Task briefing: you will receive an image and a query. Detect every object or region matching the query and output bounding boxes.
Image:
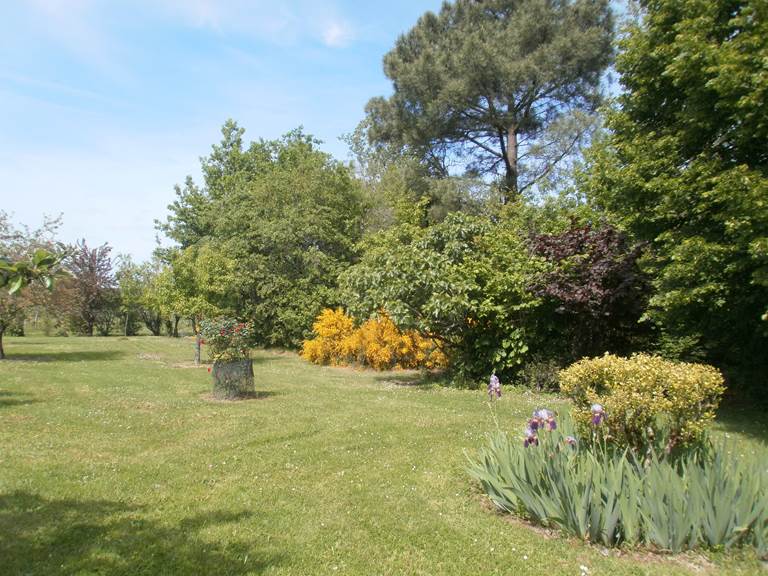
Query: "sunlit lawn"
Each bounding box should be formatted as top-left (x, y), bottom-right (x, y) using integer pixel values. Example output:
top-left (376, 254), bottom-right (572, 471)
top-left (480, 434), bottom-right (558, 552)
top-left (1, 336), bottom-right (765, 575)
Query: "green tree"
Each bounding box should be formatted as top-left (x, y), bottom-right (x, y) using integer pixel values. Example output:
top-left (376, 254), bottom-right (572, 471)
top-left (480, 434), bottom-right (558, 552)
top-left (580, 0), bottom-right (768, 372)
top-left (136, 259), bottom-right (167, 336)
top-left (162, 122), bottom-right (365, 348)
top-left (0, 213), bottom-right (63, 359)
top-left (345, 121), bottom-right (494, 233)
top-left (158, 245), bottom-right (237, 363)
top-left (365, 0), bottom-right (614, 199)
top-left (115, 256), bottom-right (144, 336)
top-left (341, 210), bottom-right (542, 382)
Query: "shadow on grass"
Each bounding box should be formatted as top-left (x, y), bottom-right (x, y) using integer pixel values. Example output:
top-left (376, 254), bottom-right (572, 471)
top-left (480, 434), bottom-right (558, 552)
top-left (372, 370), bottom-right (448, 389)
top-left (0, 491), bottom-right (281, 575)
top-left (2, 350), bottom-right (127, 363)
top-left (0, 390), bottom-right (40, 409)
top-left (202, 390), bottom-right (283, 403)
top-left (715, 400), bottom-right (768, 445)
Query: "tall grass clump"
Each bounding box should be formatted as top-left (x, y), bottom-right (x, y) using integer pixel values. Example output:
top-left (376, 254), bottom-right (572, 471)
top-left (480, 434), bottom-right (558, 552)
top-left (469, 412), bottom-right (768, 557)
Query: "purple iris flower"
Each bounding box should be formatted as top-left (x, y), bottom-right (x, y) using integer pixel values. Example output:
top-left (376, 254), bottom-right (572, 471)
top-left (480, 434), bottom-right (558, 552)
top-left (523, 426), bottom-right (538, 448)
top-left (547, 417), bottom-right (557, 431)
top-left (532, 408), bottom-right (557, 431)
top-left (590, 403), bottom-right (605, 426)
top-left (488, 374), bottom-right (501, 399)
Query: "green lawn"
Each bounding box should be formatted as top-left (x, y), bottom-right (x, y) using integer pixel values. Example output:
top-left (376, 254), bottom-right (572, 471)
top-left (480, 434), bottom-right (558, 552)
top-left (0, 337), bottom-right (765, 575)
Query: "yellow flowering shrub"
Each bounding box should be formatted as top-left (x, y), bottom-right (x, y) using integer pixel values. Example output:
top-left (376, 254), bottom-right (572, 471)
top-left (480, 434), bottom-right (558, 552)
top-left (560, 353), bottom-right (725, 449)
top-left (300, 308), bottom-right (355, 365)
top-left (302, 309), bottom-right (446, 370)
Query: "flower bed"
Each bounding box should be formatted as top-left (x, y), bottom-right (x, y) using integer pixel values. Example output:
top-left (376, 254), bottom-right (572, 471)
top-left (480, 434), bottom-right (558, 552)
top-left (469, 409), bottom-right (768, 557)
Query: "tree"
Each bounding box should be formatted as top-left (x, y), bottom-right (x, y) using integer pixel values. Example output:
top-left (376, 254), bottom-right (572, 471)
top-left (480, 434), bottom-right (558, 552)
top-left (95, 287), bottom-right (121, 336)
top-left (529, 223), bottom-right (651, 362)
top-left (580, 0), bottom-right (768, 372)
top-left (66, 241), bottom-right (117, 336)
top-left (365, 0), bottom-right (614, 199)
top-left (115, 256), bottom-right (144, 336)
top-left (135, 260), bottom-right (165, 336)
top-left (0, 212), bottom-right (63, 359)
top-left (341, 210), bottom-right (542, 381)
top-left (159, 244), bottom-right (238, 363)
top-left (345, 124), bottom-right (494, 232)
top-left (162, 123), bottom-right (366, 348)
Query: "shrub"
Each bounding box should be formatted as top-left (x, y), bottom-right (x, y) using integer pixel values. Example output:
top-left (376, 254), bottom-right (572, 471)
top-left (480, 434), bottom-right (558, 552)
top-left (199, 318), bottom-right (254, 362)
top-left (517, 358), bottom-right (560, 391)
top-left (302, 308), bottom-right (446, 370)
top-left (560, 354), bottom-right (725, 451)
top-left (301, 308), bottom-right (355, 365)
top-left (341, 212), bottom-right (541, 382)
top-left (469, 412), bottom-right (768, 555)
top-left (529, 224), bottom-right (651, 363)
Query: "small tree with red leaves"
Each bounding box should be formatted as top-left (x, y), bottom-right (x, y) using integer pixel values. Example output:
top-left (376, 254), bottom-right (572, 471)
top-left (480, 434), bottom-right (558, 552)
top-left (530, 224), bottom-right (650, 362)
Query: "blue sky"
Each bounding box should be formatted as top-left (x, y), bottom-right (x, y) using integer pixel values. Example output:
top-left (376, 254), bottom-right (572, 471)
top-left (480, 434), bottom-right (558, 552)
top-left (0, 0), bottom-right (442, 261)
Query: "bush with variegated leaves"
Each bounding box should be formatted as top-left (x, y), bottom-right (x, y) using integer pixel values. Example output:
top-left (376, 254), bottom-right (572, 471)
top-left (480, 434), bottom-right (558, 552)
top-left (560, 353), bottom-right (725, 451)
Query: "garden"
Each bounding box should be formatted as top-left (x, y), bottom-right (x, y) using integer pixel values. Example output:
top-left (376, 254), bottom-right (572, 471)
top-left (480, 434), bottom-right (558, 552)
top-left (2, 0), bottom-right (767, 574)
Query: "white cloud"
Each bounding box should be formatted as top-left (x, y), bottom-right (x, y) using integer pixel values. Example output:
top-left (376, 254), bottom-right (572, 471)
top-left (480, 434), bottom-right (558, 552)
top-left (321, 19), bottom-right (355, 48)
top-left (150, 0), bottom-right (355, 48)
top-left (19, 0), bottom-right (123, 78)
top-left (154, 0), bottom-right (299, 43)
top-left (13, 0), bottom-right (357, 74)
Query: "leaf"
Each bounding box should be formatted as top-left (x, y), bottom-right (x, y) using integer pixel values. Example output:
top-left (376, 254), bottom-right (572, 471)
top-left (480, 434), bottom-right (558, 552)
top-left (8, 275), bottom-right (25, 295)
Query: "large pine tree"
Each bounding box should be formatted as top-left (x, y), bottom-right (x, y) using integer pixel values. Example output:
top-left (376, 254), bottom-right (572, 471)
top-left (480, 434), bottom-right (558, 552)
top-left (365, 0), bottom-right (614, 200)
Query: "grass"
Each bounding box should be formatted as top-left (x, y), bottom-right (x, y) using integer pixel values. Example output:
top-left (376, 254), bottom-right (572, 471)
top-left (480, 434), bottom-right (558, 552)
top-left (0, 336), bottom-right (766, 575)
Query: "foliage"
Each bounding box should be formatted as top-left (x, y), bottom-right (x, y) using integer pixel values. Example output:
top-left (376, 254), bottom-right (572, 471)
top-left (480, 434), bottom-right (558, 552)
top-left (345, 125), bottom-right (493, 233)
top-left (301, 308), bottom-right (446, 370)
top-left (529, 223), bottom-right (650, 362)
top-left (0, 249), bottom-right (61, 296)
top-left (94, 287), bottom-right (121, 336)
top-left (579, 0), bottom-right (768, 375)
top-left (115, 256), bottom-right (145, 336)
top-left (0, 212), bottom-right (64, 358)
top-left (199, 318), bottom-right (254, 362)
top-left (517, 358), bottom-right (560, 392)
top-left (159, 244), bottom-right (238, 327)
top-left (65, 240), bottom-right (117, 336)
top-left (470, 415), bottom-right (768, 555)
top-left (341, 210), bottom-right (543, 382)
top-left (161, 122), bottom-right (365, 348)
top-left (300, 308), bottom-right (355, 366)
top-left (365, 0), bottom-right (613, 196)
top-left (559, 354), bottom-right (725, 451)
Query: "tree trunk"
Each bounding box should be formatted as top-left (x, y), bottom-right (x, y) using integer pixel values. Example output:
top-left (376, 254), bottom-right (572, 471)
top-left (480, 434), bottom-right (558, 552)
top-left (124, 312), bottom-right (129, 337)
top-left (212, 359), bottom-right (254, 399)
top-left (195, 332), bottom-right (202, 366)
top-left (173, 315), bottom-right (181, 338)
top-left (0, 328), bottom-right (5, 360)
top-left (504, 124), bottom-right (519, 201)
